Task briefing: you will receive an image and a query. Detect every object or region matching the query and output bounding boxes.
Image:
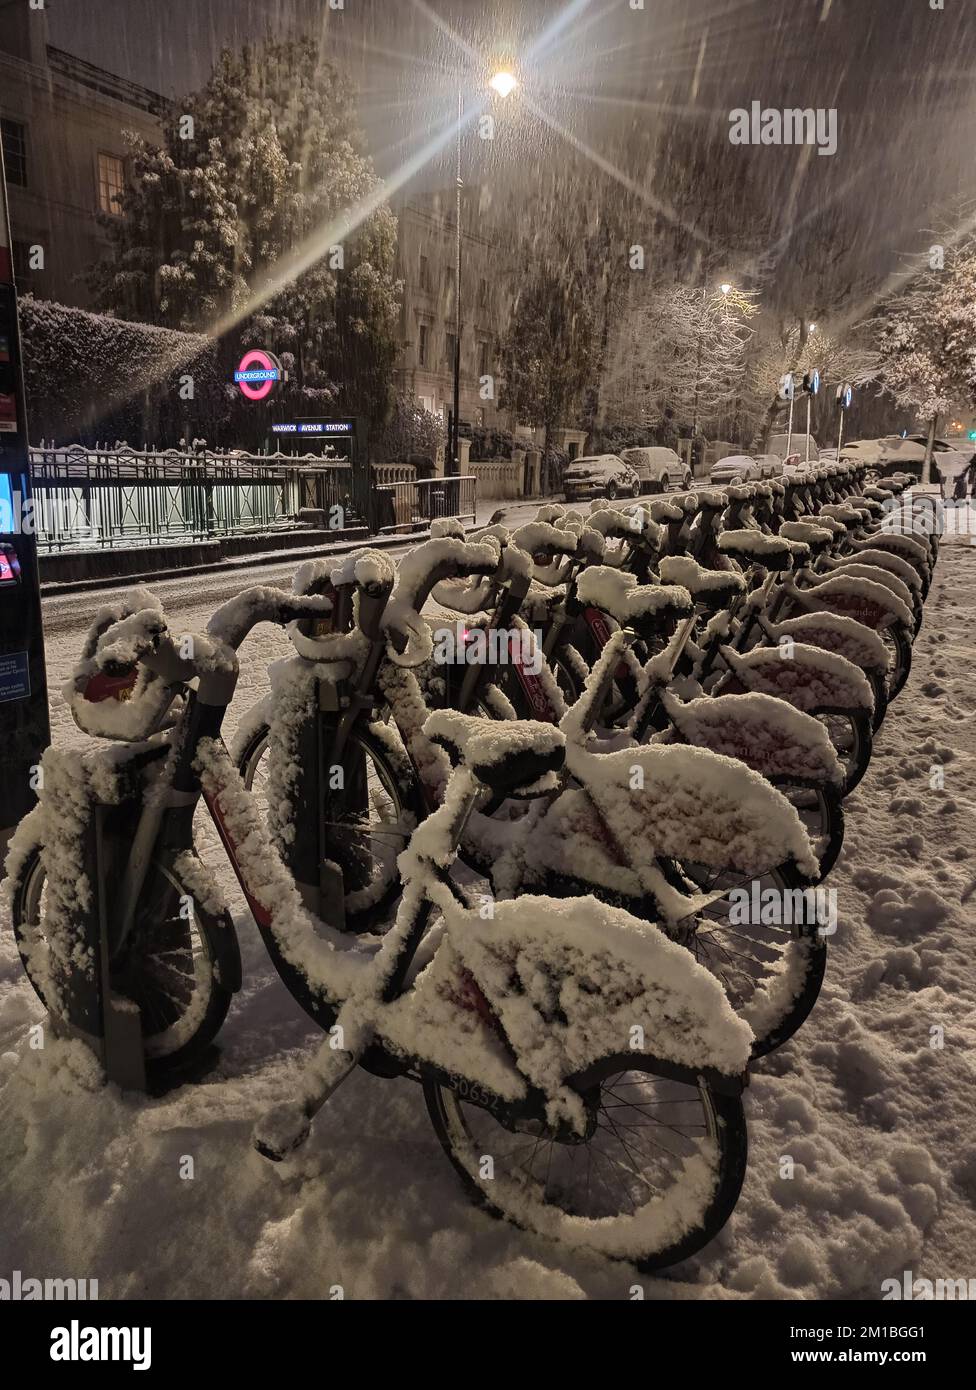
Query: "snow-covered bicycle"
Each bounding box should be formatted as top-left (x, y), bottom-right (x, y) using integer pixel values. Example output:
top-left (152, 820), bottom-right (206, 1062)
top-left (4, 586), bottom-right (759, 1271)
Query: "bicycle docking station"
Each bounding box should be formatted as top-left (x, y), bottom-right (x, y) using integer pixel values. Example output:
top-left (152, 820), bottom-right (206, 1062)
top-left (51, 792), bottom-right (148, 1093)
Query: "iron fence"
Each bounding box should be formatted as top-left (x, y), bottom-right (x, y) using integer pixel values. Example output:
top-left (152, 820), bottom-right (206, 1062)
top-left (29, 445), bottom-right (354, 552)
top-left (374, 475), bottom-right (477, 532)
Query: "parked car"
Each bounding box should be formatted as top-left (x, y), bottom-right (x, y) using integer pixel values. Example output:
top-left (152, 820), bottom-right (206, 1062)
top-left (768, 432), bottom-right (819, 465)
top-left (563, 453), bottom-right (641, 502)
top-left (619, 446), bottom-right (692, 494)
top-left (752, 454), bottom-right (784, 479)
top-left (840, 434), bottom-right (973, 482)
top-left (709, 454), bottom-right (761, 484)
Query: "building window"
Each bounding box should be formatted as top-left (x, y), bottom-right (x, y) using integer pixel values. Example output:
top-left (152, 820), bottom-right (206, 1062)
top-left (418, 323), bottom-right (429, 367)
top-left (419, 254), bottom-right (431, 291)
top-left (97, 152), bottom-right (125, 215)
top-left (479, 278), bottom-right (489, 310)
top-left (1, 118), bottom-right (28, 188)
top-left (445, 332), bottom-right (457, 368)
top-left (478, 340), bottom-right (491, 378)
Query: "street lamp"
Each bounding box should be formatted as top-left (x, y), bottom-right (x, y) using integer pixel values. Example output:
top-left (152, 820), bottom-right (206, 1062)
top-left (489, 70), bottom-right (518, 98)
top-left (449, 71), bottom-right (517, 478)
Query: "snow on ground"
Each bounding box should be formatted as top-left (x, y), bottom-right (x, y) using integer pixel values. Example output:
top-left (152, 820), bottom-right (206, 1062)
top-left (1, 534), bottom-right (974, 1299)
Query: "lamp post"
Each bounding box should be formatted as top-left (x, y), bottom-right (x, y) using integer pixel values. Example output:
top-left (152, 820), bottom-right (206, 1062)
top-left (448, 71), bottom-right (516, 479)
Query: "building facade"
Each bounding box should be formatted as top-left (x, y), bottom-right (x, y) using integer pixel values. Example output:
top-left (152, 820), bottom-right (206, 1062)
top-left (0, 9), bottom-right (165, 308)
top-left (392, 188), bottom-right (512, 435)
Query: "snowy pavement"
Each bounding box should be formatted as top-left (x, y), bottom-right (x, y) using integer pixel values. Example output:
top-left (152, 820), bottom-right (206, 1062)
top-left (1, 536), bottom-right (974, 1298)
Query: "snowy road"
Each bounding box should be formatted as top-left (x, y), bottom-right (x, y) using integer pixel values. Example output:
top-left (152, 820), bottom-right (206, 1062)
top-left (2, 530), bottom-right (973, 1299)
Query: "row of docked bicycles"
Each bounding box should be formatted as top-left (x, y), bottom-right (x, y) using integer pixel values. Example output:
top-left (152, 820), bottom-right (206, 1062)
top-left (4, 460), bottom-right (935, 1272)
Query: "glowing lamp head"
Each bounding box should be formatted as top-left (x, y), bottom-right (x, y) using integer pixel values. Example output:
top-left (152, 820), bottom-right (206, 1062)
top-left (489, 71), bottom-right (518, 99)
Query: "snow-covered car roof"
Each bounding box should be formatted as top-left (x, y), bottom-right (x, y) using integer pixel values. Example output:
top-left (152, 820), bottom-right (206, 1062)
top-left (621, 446), bottom-right (680, 461)
top-left (565, 455), bottom-right (631, 474)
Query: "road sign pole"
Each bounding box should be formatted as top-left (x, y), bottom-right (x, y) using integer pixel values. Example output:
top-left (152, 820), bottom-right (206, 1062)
top-left (0, 145), bottom-right (50, 848)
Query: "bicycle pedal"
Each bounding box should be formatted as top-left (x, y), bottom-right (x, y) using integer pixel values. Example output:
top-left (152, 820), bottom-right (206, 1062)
top-left (252, 1103), bottom-right (312, 1162)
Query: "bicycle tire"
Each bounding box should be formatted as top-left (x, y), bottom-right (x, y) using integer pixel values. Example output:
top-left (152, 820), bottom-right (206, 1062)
top-left (815, 706), bottom-right (873, 796)
top-left (424, 1058), bottom-right (747, 1272)
top-left (881, 622), bottom-right (913, 702)
top-left (10, 845), bottom-right (235, 1082)
top-left (236, 719), bottom-right (425, 935)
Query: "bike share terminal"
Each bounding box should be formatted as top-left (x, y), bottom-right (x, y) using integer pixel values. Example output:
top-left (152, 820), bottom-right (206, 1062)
top-left (0, 156), bottom-right (49, 848)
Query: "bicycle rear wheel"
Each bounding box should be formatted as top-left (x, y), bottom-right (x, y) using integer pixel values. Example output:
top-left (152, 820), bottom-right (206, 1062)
top-left (878, 622), bottom-right (913, 702)
top-left (665, 860), bottom-right (828, 1058)
top-left (424, 1057), bottom-right (747, 1271)
top-left (814, 708), bottom-right (873, 795)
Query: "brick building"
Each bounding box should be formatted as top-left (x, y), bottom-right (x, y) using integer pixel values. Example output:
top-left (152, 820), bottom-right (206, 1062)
top-left (391, 187), bottom-right (512, 434)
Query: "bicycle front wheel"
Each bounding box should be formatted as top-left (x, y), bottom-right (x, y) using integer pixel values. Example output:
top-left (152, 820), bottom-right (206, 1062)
top-left (236, 720), bottom-right (423, 934)
top-left (10, 846), bottom-right (236, 1082)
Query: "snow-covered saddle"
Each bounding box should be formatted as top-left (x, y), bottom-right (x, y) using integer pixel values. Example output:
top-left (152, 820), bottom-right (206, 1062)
top-left (717, 529), bottom-right (796, 571)
top-left (575, 567), bottom-right (693, 632)
top-left (425, 710), bottom-right (566, 793)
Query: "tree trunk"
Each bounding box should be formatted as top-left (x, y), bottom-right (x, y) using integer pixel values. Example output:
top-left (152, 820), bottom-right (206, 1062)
top-left (542, 419), bottom-right (552, 496)
top-left (922, 413), bottom-right (938, 486)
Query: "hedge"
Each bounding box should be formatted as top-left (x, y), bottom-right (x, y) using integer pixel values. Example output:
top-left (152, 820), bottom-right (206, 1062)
top-left (18, 297), bottom-right (226, 447)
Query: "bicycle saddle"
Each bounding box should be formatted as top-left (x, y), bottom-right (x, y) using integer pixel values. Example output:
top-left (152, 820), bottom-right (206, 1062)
top-left (657, 554), bottom-right (745, 612)
top-left (817, 503), bottom-right (864, 527)
top-left (424, 709), bottom-right (566, 793)
top-left (645, 497), bottom-right (683, 523)
top-left (717, 529), bottom-right (795, 572)
top-left (779, 520), bottom-right (835, 559)
top-left (808, 513), bottom-right (846, 538)
top-left (576, 566), bottom-right (693, 631)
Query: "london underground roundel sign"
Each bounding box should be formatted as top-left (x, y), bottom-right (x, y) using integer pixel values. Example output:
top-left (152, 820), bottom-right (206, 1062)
top-left (234, 349), bottom-right (282, 402)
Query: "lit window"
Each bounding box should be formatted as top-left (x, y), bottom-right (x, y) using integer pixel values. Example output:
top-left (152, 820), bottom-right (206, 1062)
top-left (98, 152), bottom-right (125, 215)
top-left (1, 119), bottom-right (27, 187)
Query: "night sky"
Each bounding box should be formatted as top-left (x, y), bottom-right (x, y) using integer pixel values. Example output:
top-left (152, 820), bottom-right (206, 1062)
top-left (46, 0), bottom-right (976, 294)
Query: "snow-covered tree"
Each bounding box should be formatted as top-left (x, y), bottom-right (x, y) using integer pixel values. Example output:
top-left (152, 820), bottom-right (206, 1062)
top-left (745, 321), bottom-right (878, 448)
top-left (499, 246), bottom-right (594, 492)
top-left (92, 38), bottom-right (401, 424)
top-left (601, 283), bottom-right (758, 438)
top-left (873, 228), bottom-right (976, 479)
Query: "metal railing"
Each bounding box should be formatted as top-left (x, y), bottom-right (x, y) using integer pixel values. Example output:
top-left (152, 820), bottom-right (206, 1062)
top-left (29, 445), bottom-right (354, 552)
top-left (374, 475), bottom-right (477, 532)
